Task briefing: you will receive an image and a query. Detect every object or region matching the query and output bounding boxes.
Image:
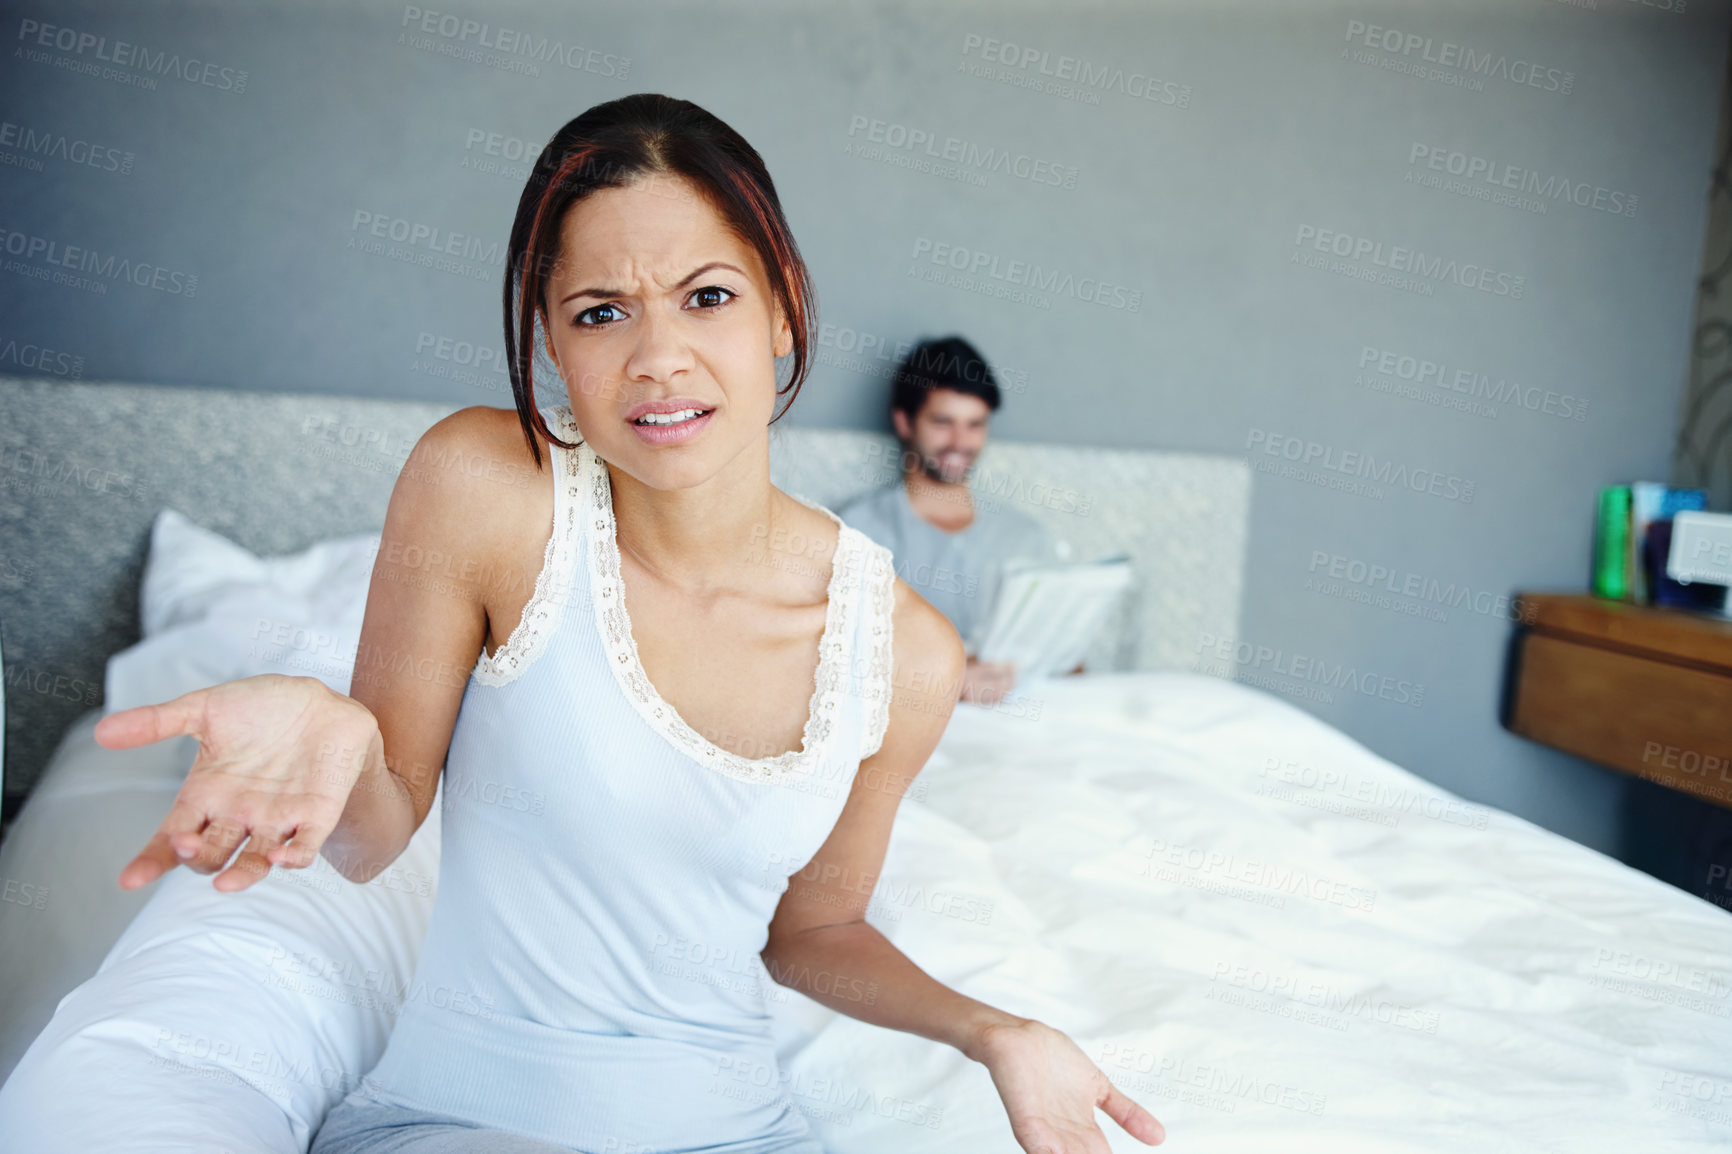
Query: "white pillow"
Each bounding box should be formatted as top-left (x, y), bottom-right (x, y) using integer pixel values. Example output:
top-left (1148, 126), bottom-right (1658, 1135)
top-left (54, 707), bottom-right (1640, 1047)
top-left (0, 510), bottom-right (439, 1152)
top-left (105, 509), bottom-right (381, 713)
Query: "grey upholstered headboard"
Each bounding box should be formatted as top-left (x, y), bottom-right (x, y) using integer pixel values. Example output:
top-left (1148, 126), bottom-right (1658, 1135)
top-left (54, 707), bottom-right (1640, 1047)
top-left (0, 376), bottom-right (1248, 808)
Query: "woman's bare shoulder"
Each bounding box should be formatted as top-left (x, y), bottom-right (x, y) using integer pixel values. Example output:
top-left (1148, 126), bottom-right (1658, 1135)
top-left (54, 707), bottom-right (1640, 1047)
top-left (887, 575), bottom-right (966, 706)
top-left (399, 405), bottom-right (550, 507)
top-left (407, 405), bottom-right (547, 482)
top-left (379, 406), bottom-right (556, 573)
top-left (849, 575), bottom-right (963, 775)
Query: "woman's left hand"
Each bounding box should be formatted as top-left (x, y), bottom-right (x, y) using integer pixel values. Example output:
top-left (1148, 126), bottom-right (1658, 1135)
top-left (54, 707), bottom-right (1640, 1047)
top-left (976, 1019), bottom-right (1166, 1153)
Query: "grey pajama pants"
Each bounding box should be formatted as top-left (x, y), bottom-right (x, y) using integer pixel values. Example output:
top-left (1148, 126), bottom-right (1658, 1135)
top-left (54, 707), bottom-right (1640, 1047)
top-left (309, 1094), bottom-right (581, 1153)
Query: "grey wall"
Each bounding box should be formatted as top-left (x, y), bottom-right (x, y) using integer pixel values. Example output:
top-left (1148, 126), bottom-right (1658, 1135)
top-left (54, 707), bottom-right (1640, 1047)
top-left (2, 0), bottom-right (1727, 858)
top-left (1676, 43), bottom-right (1732, 507)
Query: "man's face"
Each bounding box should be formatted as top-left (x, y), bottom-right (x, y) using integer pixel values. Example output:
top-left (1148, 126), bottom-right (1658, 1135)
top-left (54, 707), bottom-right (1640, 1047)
top-left (892, 387), bottom-right (992, 485)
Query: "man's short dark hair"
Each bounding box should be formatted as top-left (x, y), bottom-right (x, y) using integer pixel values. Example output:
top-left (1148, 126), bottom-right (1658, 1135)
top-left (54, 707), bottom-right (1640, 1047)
top-left (890, 336), bottom-right (1002, 420)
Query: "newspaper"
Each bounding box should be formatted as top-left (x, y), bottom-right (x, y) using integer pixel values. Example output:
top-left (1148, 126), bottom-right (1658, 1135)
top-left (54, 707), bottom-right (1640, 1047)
top-left (975, 554), bottom-right (1134, 677)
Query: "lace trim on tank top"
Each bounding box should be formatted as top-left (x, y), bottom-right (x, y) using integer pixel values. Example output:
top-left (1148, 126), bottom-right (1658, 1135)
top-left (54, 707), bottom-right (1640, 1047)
top-left (858, 536), bottom-right (895, 761)
top-left (579, 435), bottom-right (873, 785)
top-left (471, 407), bottom-right (584, 687)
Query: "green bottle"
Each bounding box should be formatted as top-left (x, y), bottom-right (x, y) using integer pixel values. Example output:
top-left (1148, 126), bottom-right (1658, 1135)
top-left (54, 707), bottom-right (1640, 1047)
top-left (1592, 485), bottom-right (1632, 600)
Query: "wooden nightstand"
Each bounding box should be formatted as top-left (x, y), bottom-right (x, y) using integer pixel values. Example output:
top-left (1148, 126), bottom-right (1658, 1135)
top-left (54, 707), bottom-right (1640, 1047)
top-left (1503, 592), bottom-right (1732, 810)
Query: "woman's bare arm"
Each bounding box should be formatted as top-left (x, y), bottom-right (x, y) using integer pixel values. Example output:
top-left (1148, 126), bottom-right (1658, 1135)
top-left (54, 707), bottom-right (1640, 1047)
top-left (102, 406), bottom-right (544, 891)
top-left (763, 580), bottom-right (1164, 1153)
top-left (325, 406), bottom-right (546, 881)
top-left (763, 583), bottom-right (995, 1041)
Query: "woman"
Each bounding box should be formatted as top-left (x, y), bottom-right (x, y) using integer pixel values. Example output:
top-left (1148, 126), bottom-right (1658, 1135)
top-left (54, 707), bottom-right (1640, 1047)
top-left (99, 94), bottom-right (1165, 1154)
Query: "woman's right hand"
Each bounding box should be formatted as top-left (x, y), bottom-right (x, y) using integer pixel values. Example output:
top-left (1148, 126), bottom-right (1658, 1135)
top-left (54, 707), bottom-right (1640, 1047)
top-left (97, 673), bottom-right (384, 894)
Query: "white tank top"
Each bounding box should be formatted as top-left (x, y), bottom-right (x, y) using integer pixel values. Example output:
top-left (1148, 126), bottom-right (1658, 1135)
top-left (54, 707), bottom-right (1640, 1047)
top-left (353, 405), bottom-right (897, 1151)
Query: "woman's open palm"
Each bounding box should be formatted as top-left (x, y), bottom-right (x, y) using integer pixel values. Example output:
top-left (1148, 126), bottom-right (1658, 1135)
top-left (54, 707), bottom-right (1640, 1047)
top-left (980, 1020), bottom-right (1166, 1154)
top-left (96, 674), bottom-right (383, 893)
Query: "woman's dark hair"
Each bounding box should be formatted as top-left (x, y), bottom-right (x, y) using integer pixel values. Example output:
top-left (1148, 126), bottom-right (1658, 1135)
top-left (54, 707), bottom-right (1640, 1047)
top-left (889, 335), bottom-right (1002, 422)
top-left (503, 94), bottom-right (818, 467)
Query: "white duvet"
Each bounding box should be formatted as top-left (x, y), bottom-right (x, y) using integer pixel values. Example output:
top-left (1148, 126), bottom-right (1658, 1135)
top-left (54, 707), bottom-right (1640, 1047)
top-left (3, 671), bottom-right (1730, 1152)
top-left (775, 672), bottom-right (1732, 1153)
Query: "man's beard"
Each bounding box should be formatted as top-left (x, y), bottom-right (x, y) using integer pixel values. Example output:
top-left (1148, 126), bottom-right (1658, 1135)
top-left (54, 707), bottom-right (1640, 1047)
top-left (912, 444), bottom-right (974, 486)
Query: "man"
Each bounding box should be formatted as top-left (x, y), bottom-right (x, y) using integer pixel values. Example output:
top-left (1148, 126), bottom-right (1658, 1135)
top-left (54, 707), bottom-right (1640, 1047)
top-left (838, 336), bottom-right (1067, 706)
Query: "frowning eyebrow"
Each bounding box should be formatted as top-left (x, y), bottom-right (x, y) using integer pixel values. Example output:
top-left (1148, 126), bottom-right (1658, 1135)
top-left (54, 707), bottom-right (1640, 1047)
top-left (559, 261), bottom-right (745, 305)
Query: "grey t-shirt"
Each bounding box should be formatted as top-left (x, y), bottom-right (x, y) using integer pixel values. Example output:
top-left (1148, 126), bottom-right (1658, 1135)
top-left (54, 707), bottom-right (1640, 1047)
top-left (835, 481), bottom-right (1063, 653)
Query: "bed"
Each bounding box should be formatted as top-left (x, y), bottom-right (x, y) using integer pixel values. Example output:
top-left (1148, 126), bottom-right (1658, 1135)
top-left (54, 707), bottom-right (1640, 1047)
top-left (1, 378), bottom-right (1729, 1152)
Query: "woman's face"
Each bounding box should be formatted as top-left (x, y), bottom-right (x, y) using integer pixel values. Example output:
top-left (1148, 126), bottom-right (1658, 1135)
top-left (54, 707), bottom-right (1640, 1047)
top-left (540, 172), bottom-right (793, 491)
